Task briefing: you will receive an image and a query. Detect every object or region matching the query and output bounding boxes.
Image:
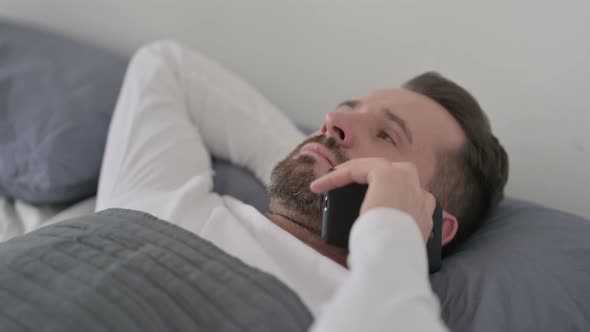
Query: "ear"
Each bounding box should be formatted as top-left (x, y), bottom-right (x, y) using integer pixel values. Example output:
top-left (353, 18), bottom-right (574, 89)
top-left (441, 210), bottom-right (459, 246)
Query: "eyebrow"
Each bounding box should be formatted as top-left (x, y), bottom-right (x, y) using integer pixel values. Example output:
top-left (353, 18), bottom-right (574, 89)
top-left (337, 100), bottom-right (361, 109)
top-left (336, 99), bottom-right (414, 144)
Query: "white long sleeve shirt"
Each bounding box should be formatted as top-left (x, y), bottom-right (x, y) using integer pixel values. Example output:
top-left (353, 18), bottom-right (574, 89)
top-left (96, 40), bottom-right (449, 332)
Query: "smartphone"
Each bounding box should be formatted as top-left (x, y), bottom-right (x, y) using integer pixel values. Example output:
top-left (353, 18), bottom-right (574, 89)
top-left (321, 183), bottom-right (443, 273)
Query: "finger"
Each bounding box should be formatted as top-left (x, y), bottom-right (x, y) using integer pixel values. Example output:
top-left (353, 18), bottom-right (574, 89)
top-left (422, 192), bottom-right (437, 242)
top-left (395, 162), bottom-right (422, 186)
top-left (309, 162), bottom-right (363, 193)
top-left (309, 158), bottom-right (383, 193)
top-left (424, 192), bottom-right (437, 216)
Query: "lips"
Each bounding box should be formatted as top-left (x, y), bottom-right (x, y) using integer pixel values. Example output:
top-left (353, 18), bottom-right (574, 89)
top-left (299, 143), bottom-right (336, 167)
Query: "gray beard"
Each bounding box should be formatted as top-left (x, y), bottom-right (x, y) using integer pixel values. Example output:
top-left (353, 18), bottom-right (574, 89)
top-left (267, 135), bottom-right (347, 232)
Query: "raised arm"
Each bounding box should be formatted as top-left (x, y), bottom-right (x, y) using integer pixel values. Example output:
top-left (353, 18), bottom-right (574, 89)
top-left (97, 41), bottom-right (303, 231)
top-left (309, 158), bottom-right (449, 331)
top-left (309, 209), bottom-right (449, 332)
top-left (160, 41), bottom-right (305, 186)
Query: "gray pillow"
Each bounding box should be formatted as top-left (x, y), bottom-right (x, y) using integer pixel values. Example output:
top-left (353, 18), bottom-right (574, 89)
top-left (431, 198), bottom-right (590, 332)
top-left (211, 152), bottom-right (590, 332)
top-left (212, 158), bottom-right (269, 212)
top-left (0, 20), bottom-right (127, 204)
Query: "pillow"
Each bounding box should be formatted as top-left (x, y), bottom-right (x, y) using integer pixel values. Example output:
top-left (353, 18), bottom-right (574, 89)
top-left (431, 198), bottom-right (590, 332)
top-left (0, 20), bottom-right (127, 204)
top-left (211, 158), bottom-right (269, 212)
top-left (210, 147), bottom-right (590, 332)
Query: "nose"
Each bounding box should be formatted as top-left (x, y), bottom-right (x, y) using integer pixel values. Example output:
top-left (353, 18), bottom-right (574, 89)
top-left (320, 111), bottom-right (355, 148)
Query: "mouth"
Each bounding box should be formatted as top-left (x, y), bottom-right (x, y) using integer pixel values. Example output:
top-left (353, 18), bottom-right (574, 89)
top-left (298, 143), bottom-right (336, 168)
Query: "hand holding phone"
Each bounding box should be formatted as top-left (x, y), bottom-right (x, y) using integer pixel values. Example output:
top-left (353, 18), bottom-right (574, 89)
top-left (320, 183), bottom-right (443, 273)
top-left (310, 158), bottom-right (442, 273)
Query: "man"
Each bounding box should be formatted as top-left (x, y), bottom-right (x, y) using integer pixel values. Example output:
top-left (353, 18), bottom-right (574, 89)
top-left (96, 41), bottom-right (508, 331)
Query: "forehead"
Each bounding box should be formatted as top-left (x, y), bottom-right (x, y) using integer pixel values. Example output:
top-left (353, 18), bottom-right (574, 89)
top-left (360, 88), bottom-right (466, 152)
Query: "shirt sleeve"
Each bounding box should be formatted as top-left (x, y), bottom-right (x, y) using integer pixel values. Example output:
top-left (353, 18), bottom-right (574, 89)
top-left (309, 208), bottom-right (450, 332)
top-left (96, 41), bottom-right (304, 229)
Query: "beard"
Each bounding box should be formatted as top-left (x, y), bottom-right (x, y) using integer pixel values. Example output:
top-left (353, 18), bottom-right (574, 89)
top-left (268, 135), bottom-right (348, 231)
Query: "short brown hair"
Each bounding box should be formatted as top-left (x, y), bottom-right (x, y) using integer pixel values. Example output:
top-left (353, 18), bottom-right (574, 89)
top-left (403, 72), bottom-right (509, 256)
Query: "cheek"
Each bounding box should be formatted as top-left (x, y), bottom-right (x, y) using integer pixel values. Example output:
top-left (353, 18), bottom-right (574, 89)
top-left (347, 142), bottom-right (397, 161)
top-left (405, 148), bottom-right (437, 186)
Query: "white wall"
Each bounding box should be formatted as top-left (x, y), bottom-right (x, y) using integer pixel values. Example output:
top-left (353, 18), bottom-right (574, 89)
top-left (2, 1), bottom-right (589, 218)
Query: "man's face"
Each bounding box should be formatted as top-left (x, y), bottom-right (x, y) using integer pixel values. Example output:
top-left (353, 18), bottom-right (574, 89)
top-left (269, 88), bottom-right (466, 227)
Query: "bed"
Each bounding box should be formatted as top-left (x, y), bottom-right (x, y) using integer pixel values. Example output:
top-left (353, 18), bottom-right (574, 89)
top-left (1, 20), bottom-right (589, 332)
top-left (0, 195), bottom-right (96, 241)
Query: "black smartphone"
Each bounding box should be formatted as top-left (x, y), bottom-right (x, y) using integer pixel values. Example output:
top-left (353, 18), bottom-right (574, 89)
top-left (321, 183), bottom-right (443, 273)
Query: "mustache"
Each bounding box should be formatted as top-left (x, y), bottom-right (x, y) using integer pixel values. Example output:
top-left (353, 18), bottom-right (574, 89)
top-left (294, 135), bottom-right (348, 165)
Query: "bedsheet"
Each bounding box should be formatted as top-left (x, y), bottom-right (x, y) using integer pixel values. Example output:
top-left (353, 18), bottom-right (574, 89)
top-left (0, 195), bottom-right (96, 242)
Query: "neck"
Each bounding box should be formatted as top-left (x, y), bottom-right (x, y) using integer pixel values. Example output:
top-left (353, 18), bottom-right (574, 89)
top-left (266, 201), bottom-right (349, 268)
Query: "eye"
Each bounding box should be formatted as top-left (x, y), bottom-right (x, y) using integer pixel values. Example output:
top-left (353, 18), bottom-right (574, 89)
top-left (377, 131), bottom-right (396, 145)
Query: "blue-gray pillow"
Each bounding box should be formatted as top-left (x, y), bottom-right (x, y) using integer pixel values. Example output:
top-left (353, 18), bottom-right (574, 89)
top-left (212, 158), bottom-right (269, 212)
top-left (431, 198), bottom-right (590, 332)
top-left (211, 150), bottom-right (590, 332)
top-left (0, 20), bottom-right (127, 204)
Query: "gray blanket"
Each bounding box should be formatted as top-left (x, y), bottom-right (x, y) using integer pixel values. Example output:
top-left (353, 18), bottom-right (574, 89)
top-left (0, 209), bottom-right (312, 332)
